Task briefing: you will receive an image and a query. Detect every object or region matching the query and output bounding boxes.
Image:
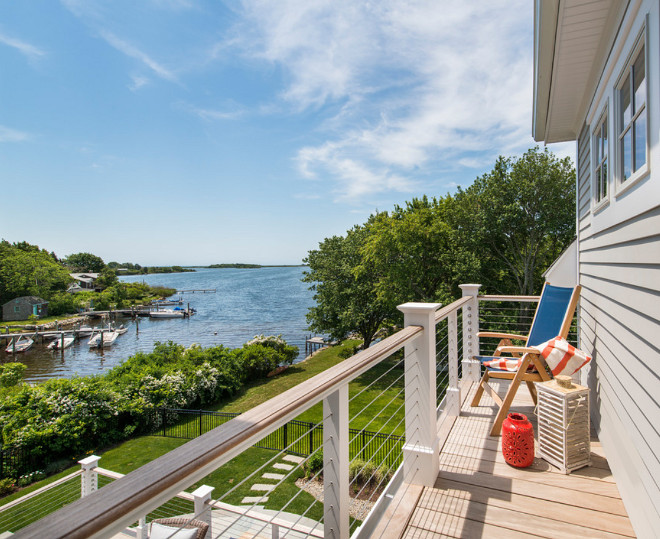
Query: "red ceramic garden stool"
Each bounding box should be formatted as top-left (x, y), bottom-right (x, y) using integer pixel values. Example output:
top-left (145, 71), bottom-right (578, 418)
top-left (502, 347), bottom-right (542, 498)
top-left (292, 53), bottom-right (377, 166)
top-left (502, 412), bottom-right (535, 468)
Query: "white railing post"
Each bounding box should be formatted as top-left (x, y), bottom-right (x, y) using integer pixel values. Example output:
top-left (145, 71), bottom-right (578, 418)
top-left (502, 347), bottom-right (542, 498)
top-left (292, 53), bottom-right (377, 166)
top-left (78, 455), bottom-right (100, 498)
top-left (136, 517), bottom-right (148, 539)
top-left (447, 310), bottom-right (460, 416)
top-left (192, 485), bottom-right (214, 538)
top-left (459, 284), bottom-right (482, 383)
top-left (323, 384), bottom-right (349, 539)
top-left (398, 302), bottom-right (441, 487)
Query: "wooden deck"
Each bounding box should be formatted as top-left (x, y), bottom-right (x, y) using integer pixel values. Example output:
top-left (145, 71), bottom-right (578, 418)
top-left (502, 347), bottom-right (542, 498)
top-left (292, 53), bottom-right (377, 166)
top-left (400, 381), bottom-right (635, 538)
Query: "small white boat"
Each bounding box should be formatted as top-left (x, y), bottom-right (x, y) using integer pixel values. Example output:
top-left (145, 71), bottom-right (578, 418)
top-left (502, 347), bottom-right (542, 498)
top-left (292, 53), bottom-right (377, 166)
top-left (113, 324), bottom-right (128, 335)
top-left (150, 309), bottom-right (185, 319)
top-left (47, 335), bottom-right (75, 350)
top-left (5, 336), bottom-right (34, 353)
top-left (77, 326), bottom-right (95, 337)
top-left (88, 331), bottom-right (119, 348)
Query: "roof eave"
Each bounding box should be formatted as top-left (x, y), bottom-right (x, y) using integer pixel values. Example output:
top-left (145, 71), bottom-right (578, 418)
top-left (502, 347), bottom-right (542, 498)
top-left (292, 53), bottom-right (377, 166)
top-left (532, 0), bottom-right (560, 142)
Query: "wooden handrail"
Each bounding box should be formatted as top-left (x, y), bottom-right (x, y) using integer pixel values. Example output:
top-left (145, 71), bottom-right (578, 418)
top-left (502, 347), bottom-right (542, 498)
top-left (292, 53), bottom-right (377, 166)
top-left (13, 324), bottom-right (423, 539)
top-left (434, 297), bottom-right (472, 323)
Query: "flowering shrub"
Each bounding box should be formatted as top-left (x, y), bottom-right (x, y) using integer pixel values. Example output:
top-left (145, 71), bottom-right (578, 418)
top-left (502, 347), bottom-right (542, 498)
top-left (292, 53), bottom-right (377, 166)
top-left (0, 338), bottom-right (298, 465)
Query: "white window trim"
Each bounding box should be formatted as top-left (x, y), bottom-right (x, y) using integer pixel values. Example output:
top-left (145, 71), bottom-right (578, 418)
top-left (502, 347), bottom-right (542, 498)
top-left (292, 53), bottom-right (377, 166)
top-left (614, 25), bottom-right (650, 198)
top-left (592, 107), bottom-right (610, 214)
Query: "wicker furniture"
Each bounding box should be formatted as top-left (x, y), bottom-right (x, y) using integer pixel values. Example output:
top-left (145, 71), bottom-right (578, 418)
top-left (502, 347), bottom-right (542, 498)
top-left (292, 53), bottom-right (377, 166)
top-left (537, 377), bottom-right (591, 474)
top-left (151, 517), bottom-right (209, 539)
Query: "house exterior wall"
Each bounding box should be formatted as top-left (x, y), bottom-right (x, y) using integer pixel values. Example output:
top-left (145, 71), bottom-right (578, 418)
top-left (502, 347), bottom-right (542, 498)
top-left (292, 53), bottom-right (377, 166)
top-left (575, 1), bottom-right (660, 535)
top-left (2, 297), bottom-right (49, 321)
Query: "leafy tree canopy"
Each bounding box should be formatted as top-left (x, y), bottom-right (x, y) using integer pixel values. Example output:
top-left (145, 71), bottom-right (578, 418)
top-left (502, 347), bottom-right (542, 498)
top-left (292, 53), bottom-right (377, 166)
top-left (0, 241), bottom-right (72, 305)
top-left (303, 147), bottom-right (575, 345)
top-left (303, 224), bottom-right (392, 348)
top-left (64, 252), bottom-right (106, 273)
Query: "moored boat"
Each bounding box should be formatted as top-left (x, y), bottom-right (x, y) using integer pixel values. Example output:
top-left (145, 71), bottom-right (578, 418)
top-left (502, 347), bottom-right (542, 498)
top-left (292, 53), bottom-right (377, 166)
top-left (5, 335), bottom-right (34, 353)
top-left (149, 309), bottom-right (185, 319)
top-left (88, 330), bottom-right (119, 348)
top-left (47, 335), bottom-right (75, 350)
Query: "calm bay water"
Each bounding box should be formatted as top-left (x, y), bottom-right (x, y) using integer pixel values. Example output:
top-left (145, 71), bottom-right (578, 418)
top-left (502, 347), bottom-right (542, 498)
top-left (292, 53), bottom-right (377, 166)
top-left (9, 267), bottom-right (316, 382)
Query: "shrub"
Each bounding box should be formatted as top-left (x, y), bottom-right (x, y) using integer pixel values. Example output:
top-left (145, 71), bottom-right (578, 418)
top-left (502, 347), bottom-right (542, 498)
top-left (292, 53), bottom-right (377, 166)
top-left (0, 363), bottom-right (26, 388)
top-left (303, 450), bottom-right (323, 478)
top-left (349, 459), bottom-right (376, 486)
top-left (0, 337), bottom-right (298, 467)
top-left (0, 478), bottom-right (15, 497)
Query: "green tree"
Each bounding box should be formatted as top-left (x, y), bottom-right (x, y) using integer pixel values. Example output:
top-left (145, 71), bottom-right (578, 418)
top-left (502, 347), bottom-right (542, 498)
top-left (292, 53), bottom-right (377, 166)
top-left (455, 147), bottom-right (575, 295)
top-left (361, 196), bottom-right (480, 307)
top-left (303, 224), bottom-right (392, 348)
top-left (64, 252), bottom-right (106, 273)
top-left (0, 241), bottom-right (72, 306)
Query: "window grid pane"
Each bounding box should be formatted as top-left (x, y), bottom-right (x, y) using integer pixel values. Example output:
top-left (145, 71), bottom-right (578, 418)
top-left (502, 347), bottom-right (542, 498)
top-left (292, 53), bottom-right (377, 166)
top-left (634, 109), bottom-right (646, 171)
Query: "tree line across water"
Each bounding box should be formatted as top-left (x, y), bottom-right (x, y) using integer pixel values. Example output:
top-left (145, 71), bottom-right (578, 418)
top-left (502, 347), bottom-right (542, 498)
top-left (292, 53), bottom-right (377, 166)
top-left (302, 147), bottom-right (576, 348)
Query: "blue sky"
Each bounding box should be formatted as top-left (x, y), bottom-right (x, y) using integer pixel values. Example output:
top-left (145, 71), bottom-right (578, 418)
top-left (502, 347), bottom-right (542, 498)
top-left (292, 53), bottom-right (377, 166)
top-left (0, 0), bottom-right (571, 265)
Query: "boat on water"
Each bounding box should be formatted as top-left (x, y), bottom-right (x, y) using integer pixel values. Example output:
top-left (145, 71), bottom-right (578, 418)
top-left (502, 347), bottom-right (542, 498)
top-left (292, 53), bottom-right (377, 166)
top-left (113, 324), bottom-right (128, 335)
top-left (47, 335), bottom-right (75, 350)
top-left (5, 335), bottom-right (34, 353)
top-left (150, 309), bottom-right (186, 319)
top-left (77, 325), bottom-right (95, 337)
top-left (88, 331), bottom-right (119, 348)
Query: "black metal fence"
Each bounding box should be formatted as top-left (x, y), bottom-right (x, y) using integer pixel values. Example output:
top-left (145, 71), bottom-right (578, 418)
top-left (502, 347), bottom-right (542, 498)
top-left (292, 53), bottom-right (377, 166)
top-left (0, 446), bottom-right (38, 480)
top-left (150, 408), bottom-right (405, 469)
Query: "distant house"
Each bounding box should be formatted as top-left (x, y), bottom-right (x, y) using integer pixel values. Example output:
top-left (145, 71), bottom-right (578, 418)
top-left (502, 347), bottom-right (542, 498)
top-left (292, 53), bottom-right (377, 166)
top-left (68, 273), bottom-right (100, 293)
top-left (2, 296), bottom-right (49, 321)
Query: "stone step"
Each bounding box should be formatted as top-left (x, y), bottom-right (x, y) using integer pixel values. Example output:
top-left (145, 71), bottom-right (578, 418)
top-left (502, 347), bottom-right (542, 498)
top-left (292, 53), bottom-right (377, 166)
top-left (273, 462), bottom-right (294, 471)
top-left (241, 497), bottom-right (268, 504)
top-left (262, 472), bottom-right (286, 481)
top-left (251, 483), bottom-right (276, 492)
top-left (282, 455), bottom-right (305, 464)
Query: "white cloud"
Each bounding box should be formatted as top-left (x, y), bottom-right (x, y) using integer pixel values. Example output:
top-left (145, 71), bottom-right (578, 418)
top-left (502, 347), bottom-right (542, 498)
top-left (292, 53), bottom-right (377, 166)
top-left (0, 31), bottom-right (45, 60)
top-left (232, 0), bottom-right (536, 200)
top-left (99, 30), bottom-right (177, 83)
top-left (129, 74), bottom-right (150, 91)
top-left (0, 125), bottom-right (30, 143)
top-left (176, 102), bottom-right (244, 121)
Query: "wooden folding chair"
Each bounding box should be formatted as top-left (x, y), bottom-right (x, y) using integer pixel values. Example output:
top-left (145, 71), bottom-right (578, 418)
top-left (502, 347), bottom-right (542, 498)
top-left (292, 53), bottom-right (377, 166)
top-left (471, 283), bottom-right (581, 436)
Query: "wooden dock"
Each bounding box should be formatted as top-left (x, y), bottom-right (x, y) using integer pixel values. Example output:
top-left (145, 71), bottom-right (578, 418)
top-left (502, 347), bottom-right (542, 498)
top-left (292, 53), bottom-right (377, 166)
top-left (178, 289), bottom-right (216, 294)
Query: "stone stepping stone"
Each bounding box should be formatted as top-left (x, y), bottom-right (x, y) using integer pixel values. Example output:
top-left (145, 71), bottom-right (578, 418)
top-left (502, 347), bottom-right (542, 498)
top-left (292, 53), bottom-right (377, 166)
top-left (282, 455), bottom-right (305, 464)
top-left (241, 496), bottom-right (268, 504)
top-left (273, 463), bottom-right (294, 471)
top-left (261, 472), bottom-right (286, 481)
top-left (251, 483), bottom-right (275, 492)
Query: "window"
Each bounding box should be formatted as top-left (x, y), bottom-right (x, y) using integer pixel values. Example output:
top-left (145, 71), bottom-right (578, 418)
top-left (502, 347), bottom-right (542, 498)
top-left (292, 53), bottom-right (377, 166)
top-left (593, 112), bottom-right (608, 204)
top-left (617, 42), bottom-right (647, 184)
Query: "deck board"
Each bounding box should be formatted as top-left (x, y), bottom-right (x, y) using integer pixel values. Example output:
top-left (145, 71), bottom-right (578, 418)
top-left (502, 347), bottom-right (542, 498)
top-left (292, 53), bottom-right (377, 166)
top-left (402, 381), bottom-right (635, 538)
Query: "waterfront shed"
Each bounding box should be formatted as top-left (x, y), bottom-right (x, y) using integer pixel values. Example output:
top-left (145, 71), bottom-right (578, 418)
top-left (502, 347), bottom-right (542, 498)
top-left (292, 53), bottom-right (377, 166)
top-left (2, 296), bottom-right (49, 321)
top-left (533, 1), bottom-right (660, 535)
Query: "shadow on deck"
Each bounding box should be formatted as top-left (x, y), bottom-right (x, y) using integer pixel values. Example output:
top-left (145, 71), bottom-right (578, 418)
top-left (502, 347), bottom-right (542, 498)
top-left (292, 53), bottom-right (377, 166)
top-left (394, 381), bottom-right (635, 538)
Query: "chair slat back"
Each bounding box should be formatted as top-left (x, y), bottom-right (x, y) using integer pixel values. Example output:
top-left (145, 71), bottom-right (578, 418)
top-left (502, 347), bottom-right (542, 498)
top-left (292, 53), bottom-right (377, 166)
top-left (526, 283), bottom-right (580, 347)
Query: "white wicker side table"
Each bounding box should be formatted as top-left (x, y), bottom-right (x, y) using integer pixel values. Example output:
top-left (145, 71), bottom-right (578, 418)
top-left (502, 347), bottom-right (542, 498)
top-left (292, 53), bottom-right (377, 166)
top-left (537, 376), bottom-right (591, 474)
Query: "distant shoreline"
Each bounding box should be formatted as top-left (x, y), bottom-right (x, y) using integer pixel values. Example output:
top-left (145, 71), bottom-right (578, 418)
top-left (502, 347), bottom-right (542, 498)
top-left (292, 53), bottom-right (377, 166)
top-left (205, 264), bottom-right (307, 269)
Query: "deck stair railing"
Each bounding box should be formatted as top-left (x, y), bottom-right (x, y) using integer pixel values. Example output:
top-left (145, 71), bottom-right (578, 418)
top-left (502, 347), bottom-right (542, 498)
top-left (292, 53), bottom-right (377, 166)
top-left (9, 285), bottom-right (493, 539)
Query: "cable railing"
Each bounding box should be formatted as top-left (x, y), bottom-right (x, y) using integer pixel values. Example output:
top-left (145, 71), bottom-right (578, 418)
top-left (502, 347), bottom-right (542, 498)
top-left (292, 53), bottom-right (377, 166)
top-left (6, 286), bottom-right (499, 539)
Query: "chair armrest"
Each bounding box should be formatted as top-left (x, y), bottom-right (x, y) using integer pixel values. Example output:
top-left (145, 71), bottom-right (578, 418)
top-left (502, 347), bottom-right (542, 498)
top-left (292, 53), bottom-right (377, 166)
top-left (478, 331), bottom-right (528, 341)
top-left (497, 346), bottom-right (539, 354)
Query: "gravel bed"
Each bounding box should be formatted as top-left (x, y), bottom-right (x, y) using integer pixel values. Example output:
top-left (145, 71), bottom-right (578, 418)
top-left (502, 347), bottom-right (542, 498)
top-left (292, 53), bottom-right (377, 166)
top-left (295, 478), bottom-right (375, 521)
